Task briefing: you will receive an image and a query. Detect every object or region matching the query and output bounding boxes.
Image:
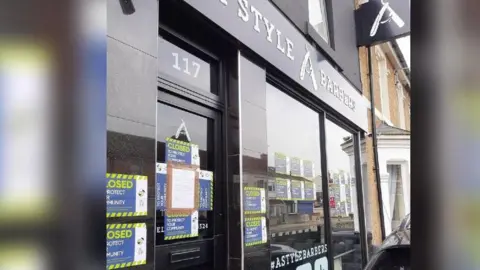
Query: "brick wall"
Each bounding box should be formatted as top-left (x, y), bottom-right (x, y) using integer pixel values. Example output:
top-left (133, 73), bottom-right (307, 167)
top-left (355, 0), bottom-right (411, 250)
top-left (403, 87), bottom-right (411, 130)
top-left (364, 110), bottom-right (384, 246)
top-left (357, 45), bottom-right (411, 247)
top-left (386, 59), bottom-right (400, 127)
top-left (358, 45), bottom-right (384, 247)
top-left (371, 50), bottom-right (383, 113)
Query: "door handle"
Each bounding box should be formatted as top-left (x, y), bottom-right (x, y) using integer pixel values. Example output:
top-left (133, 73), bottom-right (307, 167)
top-left (170, 248), bottom-right (201, 263)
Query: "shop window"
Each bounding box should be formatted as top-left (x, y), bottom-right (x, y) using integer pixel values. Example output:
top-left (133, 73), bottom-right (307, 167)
top-left (266, 83), bottom-right (327, 269)
top-left (325, 120), bottom-right (364, 270)
top-left (308, 0), bottom-right (330, 44)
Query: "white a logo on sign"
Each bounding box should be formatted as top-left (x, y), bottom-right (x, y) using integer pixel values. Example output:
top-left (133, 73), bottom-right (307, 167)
top-left (370, 0), bottom-right (405, 37)
top-left (299, 45), bottom-right (318, 91)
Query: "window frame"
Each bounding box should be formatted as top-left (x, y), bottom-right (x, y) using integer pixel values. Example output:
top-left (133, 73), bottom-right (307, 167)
top-left (265, 71), bottom-right (369, 270)
top-left (308, 0), bottom-right (331, 45)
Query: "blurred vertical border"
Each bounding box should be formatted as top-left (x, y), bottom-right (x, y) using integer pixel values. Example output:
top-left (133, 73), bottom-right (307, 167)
top-left (0, 0), bottom-right (107, 270)
top-left (412, 0), bottom-right (480, 270)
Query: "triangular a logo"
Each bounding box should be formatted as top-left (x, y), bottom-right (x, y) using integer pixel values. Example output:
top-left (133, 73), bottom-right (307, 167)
top-left (174, 119), bottom-right (191, 142)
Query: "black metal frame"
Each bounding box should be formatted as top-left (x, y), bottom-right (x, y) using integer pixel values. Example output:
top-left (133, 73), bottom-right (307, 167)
top-left (266, 71), bottom-right (369, 269)
top-left (156, 2), bottom-right (233, 268)
top-left (155, 86), bottom-right (227, 270)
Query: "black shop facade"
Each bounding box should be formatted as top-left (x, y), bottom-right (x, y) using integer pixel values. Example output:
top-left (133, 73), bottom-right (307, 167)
top-left (106, 0), bottom-right (370, 270)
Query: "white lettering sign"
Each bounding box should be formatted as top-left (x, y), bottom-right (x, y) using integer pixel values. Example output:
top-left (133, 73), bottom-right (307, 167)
top-left (216, 0), bottom-right (356, 112)
top-left (270, 244), bottom-right (328, 269)
top-left (299, 49), bottom-right (356, 111)
top-left (228, 0), bottom-right (295, 61)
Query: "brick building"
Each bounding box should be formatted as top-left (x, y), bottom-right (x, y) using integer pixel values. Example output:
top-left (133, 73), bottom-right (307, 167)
top-left (359, 42), bottom-right (411, 245)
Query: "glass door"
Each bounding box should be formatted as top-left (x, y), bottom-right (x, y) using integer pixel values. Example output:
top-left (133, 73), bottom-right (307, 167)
top-left (155, 91), bottom-right (225, 270)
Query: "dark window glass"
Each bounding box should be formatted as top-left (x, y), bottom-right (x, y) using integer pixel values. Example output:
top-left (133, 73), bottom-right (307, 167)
top-left (155, 102), bottom-right (214, 245)
top-left (266, 83), bottom-right (327, 269)
top-left (325, 120), bottom-right (363, 270)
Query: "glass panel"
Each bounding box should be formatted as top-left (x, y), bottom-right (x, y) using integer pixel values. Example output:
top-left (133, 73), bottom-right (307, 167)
top-left (266, 83), bottom-right (327, 270)
top-left (308, 0), bottom-right (330, 44)
top-left (325, 120), bottom-right (363, 270)
top-left (158, 36), bottom-right (214, 94)
top-left (156, 102), bottom-right (215, 245)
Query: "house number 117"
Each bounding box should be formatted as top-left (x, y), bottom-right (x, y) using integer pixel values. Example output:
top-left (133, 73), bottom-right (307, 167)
top-left (172, 52), bottom-right (201, 78)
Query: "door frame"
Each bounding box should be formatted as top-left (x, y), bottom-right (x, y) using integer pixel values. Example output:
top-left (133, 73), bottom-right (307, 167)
top-left (155, 88), bottom-right (227, 270)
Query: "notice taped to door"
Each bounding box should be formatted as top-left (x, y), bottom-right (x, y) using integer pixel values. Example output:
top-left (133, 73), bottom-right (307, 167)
top-left (156, 163), bottom-right (167, 211)
top-left (244, 217), bottom-right (267, 247)
top-left (106, 223), bottom-right (147, 269)
top-left (198, 170), bottom-right (213, 211)
top-left (164, 211), bottom-right (199, 240)
top-left (243, 187), bottom-right (266, 214)
top-left (157, 163), bottom-right (213, 212)
top-left (165, 137), bottom-right (200, 165)
top-left (106, 173), bottom-right (148, 218)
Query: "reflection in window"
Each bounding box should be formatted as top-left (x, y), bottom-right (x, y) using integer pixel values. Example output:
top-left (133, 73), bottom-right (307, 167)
top-left (326, 120), bottom-right (363, 270)
top-left (266, 83), bottom-right (327, 268)
top-left (308, 0), bottom-right (330, 44)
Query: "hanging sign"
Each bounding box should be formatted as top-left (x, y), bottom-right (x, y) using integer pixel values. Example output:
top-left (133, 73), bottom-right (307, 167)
top-left (106, 223), bottom-right (147, 269)
top-left (291, 180), bottom-right (304, 200)
top-left (243, 187), bottom-right (266, 214)
top-left (156, 163), bottom-right (167, 211)
top-left (106, 173), bottom-right (148, 218)
top-left (304, 182), bottom-right (316, 201)
top-left (355, 0), bottom-right (411, 46)
top-left (274, 152), bottom-right (289, 175)
top-left (244, 217), bottom-right (267, 247)
top-left (165, 137), bottom-right (200, 165)
top-left (164, 211), bottom-right (199, 240)
top-left (199, 170), bottom-right (214, 211)
top-left (275, 178), bottom-right (291, 200)
top-left (290, 157), bottom-right (301, 176)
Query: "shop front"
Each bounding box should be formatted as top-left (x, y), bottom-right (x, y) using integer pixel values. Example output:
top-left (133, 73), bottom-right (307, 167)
top-left (107, 0), bottom-right (369, 270)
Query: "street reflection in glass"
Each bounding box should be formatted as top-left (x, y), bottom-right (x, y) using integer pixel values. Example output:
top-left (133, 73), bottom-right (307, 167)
top-left (266, 83), bottom-right (327, 270)
top-left (325, 120), bottom-right (363, 270)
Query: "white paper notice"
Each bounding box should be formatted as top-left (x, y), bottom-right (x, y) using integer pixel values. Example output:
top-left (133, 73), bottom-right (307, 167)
top-left (171, 169), bottom-right (195, 209)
